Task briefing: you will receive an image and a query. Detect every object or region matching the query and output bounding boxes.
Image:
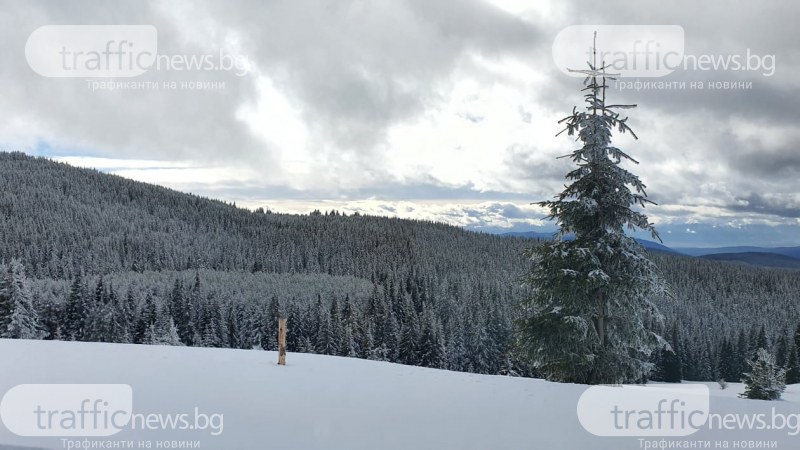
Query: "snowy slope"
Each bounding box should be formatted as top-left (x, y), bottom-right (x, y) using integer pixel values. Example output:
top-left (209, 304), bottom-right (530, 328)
top-left (0, 340), bottom-right (798, 450)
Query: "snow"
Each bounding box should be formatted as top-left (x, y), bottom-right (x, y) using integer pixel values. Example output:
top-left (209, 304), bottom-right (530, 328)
top-left (1, 339), bottom-right (799, 450)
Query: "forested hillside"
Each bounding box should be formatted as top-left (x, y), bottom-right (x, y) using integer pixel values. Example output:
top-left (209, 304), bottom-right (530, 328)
top-left (1, 151), bottom-right (799, 381)
top-left (0, 152), bottom-right (523, 280)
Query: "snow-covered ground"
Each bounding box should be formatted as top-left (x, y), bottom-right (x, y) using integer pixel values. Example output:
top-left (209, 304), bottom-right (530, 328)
top-left (0, 339), bottom-right (798, 450)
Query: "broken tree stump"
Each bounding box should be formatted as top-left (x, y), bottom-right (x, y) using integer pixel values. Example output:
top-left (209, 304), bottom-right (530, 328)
top-left (278, 318), bottom-right (287, 365)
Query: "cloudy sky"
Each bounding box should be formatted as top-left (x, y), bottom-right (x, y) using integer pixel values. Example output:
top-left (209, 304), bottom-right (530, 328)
top-left (1, 0), bottom-right (798, 247)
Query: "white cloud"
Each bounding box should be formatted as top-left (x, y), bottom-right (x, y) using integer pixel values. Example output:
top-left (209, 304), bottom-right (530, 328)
top-left (236, 75), bottom-right (313, 184)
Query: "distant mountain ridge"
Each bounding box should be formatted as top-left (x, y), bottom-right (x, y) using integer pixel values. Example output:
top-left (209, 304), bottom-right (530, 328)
top-left (501, 231), bottom-right (680, 254)
top-left (503, 231), bottom-right (800, 269)
top-left (699, 252), bottom-right (800, 270)
top-left (677, 245), bottom-right (800, 259)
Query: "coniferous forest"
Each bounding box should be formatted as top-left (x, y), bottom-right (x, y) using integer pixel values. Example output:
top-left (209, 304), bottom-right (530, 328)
top-left (1, 151), bottom-right (800, 381)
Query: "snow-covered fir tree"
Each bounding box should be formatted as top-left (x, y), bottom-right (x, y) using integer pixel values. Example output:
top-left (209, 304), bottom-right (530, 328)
top-left (64, 273), bottom-right (88, 340)
top-left (0, 262), bottom-right (10, 333)
top-left (134, 291), bottom-right (158, 344)
top-left (144, 306), bottom-right (183, 346)
top-left (785, 343), bottom-right (800, 385)
top-left (741, 348), bottom-right (786, 400)
top-left (260, 295), bottom-right (281, 351)
top-left (1, 259), bottom-right (43, 339)
top-left (653, 325), bottom-right (682, 382)
top-left (518, 35), bottom-right (668, 384)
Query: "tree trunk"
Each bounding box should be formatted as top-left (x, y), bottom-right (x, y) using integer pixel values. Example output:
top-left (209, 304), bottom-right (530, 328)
top-left (596, 291), bottom-right (606, 347)
top-left (278, 318), bottom-right (287, 365)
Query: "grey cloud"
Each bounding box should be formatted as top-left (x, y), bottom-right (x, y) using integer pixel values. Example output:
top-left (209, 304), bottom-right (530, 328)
top-left (728, 193), bottom-right (800, 219)
top-left (0, 1), bottom-right (266, 166)
top-left (534, 0), bottom-right (800, 130)
top-left (726, 138), bottom-right (800, 179)
top-left (1, 0), bottom-right (544, 180)
top-left (201, 0), bottom-right (541, 160)
top-left (503, 143), bottom-right (574, 193)
top-left (484, 203), bottom-right (534, 219)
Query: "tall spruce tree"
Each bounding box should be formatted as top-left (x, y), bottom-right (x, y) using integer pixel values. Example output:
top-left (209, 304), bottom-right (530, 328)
top-left (519, 35), bottom-right (668, 384)
top-left (260, 295), bottom-right (281, 351)
top-left (134, 292), bottom-right (157, 344)
top-left (735, 330), bottom-right (749, 380)
top-left (775, 333), bottom-right (789, 368)
top-left (2, 259), bottom-right (42, 339)
top-left (660, 326), bottom-right (683, 382)
top-left (794, 323), bottom-right (800, 362)
top-left (785, 343), bottom-right (800, 385)
top-left (0, 261), bottom-right (11, 333)
top-left (64, 273), bottom-right (88, 341)
top-left (717, 338), bottom-right (737, 382)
